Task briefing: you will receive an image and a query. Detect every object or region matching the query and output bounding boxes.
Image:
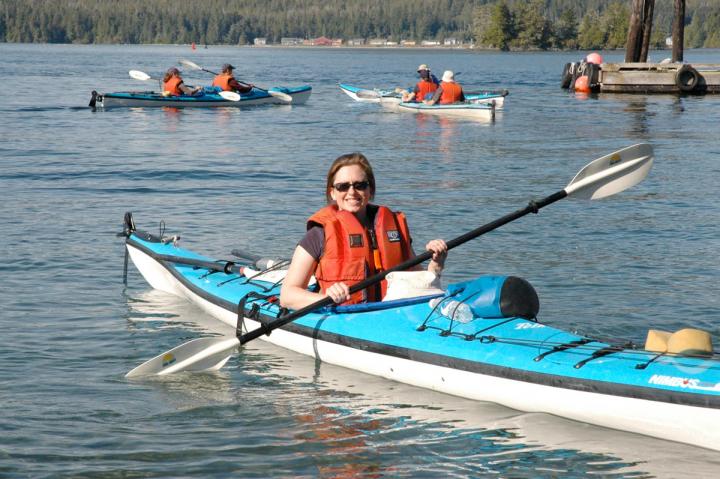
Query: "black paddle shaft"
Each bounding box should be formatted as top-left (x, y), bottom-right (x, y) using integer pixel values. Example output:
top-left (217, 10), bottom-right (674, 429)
top-left (155, 254), bottom-right (244, 275)
top-left (238, 189), bottom-right (568, 345)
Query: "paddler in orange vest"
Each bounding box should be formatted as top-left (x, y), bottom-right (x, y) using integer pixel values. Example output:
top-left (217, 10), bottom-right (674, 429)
top-left (212, 63), bottom-right (254, 94)
top-left (280, 152), bottom-right (447, 309)
top-left (162, 67), bottom-right (202, 96)
top-left (425, 70), bottom-right (465, 105)
top-left (402, 64), bottom-right (439, 102)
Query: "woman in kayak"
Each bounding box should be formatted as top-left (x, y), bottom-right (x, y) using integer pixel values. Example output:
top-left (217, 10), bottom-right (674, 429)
top-left (280, 152), bottom-right (447, 309)
top-left (162, 67), bottom-right (202, 96)
top-left (425, 70), bottom-right (465, 105)
top-left (212, 64), bottom-right (254, 94)
top-left (402, 64), bottom-right (439, 102)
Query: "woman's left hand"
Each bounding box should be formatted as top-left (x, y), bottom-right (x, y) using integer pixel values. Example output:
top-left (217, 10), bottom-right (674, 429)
top-left (426, 239), bottom-right (448, 268)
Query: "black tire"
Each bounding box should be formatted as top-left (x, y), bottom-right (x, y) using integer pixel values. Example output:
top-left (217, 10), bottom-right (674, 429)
top-left (561, 63), bottom-right (572, 89)
top-left (585, 63), bottom-right (600, 89)
top-left (675, 65), bottom-right (700, 92)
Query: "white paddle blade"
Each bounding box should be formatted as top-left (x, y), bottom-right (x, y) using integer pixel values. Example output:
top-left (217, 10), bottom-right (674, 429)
top-left (268, 90), bottom-right (293, 102)
top-left (129, 70), bottom-right (151, 81)
top-left (356, 89), bottom-right (381, 100)
top-left (126, 336), bottom-right (239, 378)
top-left (565, 143), bottom-right (654, 200)
top-left (219, 91), bottom-right (241, 101)
top-left (179, 59), bottom-right (201, 70)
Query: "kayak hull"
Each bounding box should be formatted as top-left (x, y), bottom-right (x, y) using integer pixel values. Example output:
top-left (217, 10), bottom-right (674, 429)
top-left (94, 86), bottom-right (312, 109)
top-left (339, 83), bottom-right (506, 109)
top-left (125, 226), bottom-right (720, 451)
top-left (395, 101), bottom-right (496, 120)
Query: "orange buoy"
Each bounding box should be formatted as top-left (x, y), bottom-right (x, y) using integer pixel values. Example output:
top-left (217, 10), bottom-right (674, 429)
top-left (574, 75), bottom-right (590, 93)
top-left (191, 42), bottom-right (196, 50)
top-left (586, 52), bottom-right (603, 65)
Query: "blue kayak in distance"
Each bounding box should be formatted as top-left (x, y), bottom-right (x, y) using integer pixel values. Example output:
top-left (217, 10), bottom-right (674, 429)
top-left (91, 85), bottom-right (312, 109)
top-left (124, 215), bottom-right (720, 451)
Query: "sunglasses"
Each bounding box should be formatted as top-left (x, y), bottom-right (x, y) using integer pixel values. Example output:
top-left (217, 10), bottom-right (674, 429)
top-left (333, 181), bottom-right (370, 192)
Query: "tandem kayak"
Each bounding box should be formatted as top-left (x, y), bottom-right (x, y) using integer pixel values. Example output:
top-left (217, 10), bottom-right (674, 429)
top-left (123, 211), bottom-right (720, 451)
top-left (90, 86), bottom-right (312, 109)
top-left (338, 83), bottom-right (507, 109)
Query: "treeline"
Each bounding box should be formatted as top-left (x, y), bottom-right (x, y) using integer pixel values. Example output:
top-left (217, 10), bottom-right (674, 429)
top-left (2, 0), bottom-right (720, 49)
top-left (474, 0), bottom-right (720, 50)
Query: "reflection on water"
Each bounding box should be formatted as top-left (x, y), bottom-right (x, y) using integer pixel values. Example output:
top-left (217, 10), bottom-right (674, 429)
top-left (127, 291), bottom-right (719, 478)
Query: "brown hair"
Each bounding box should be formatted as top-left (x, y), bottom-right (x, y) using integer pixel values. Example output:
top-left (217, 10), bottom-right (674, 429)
top-left (325, 152), bottom-right (376, 203)
top-left (163, 67), bottom-right (180, 83)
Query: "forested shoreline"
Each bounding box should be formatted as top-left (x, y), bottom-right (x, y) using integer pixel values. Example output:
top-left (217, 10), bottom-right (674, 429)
top-left (2, 0), bottom-right (720, 49)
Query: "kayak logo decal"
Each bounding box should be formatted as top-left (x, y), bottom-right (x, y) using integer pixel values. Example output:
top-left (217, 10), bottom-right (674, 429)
top-left (386, 230), bottom-right (401, 242)
top-left (648, 374), bottom-right (720, 391)
top-left (515, 322), bottom-right (545, 330)
top-left (349, 234), bottom-right (364, 247)
top-left (162, 353), bottom-right (177, 368)
top-left (609, 153), bottom-right (622, 165)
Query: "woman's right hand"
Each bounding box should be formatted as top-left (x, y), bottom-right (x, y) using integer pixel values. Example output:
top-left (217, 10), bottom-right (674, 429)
top-left (325, 282), bottom-right (351, 304)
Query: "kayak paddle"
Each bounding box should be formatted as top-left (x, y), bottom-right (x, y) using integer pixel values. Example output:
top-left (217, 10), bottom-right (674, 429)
top-left (126, 143), bottom-right (654, 377)
top-left (128, 69), bottom-right (239, 101)
top-left (178, 59), bottom-right (293, 103)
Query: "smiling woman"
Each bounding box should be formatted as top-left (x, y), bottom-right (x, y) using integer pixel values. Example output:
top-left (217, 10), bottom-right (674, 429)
top-left (279, 152), bottom-right (448, 310)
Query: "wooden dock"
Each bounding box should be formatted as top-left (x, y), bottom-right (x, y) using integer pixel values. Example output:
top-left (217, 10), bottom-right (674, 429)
top-left (599, 63), bottom-right (720, 94)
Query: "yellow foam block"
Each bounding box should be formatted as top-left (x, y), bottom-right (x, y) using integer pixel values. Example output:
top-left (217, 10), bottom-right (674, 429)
top-left (667, 328), bottom-right (713, 356)
top-left (645, 329), bottom-right (671, 353)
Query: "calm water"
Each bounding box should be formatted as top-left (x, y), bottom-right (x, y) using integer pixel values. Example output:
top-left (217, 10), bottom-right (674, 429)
top-left (1, 43), bottom-right (720, 477)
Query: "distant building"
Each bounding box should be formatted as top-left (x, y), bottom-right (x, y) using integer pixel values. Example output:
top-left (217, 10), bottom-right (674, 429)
top-left (421, 40), bottom-right (441, 46)
top-left (280, 37), bottom-right (303, 46)
top-left (665, 36), bottom-right (673, 47)
top-left (254, 37), bottom-right (267, 46)
top-left (332, 39), bottom-right (343, 46)
top-left (401, 40), bottom-right (416, 46)
top-left (368, 38), bottom-right (387, 46)
top-left (386, 41), bottom-right (398, 46)
top-left (348, 38), bottom-right (365, 46)
top-left (312, 37), bottom-right (342, 47)
top-left (444, 37), bottom-right (459, 46)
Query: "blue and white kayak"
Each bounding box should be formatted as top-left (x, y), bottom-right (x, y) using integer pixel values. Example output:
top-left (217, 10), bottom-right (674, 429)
top-left (339, 83), bottom-right (507, 109)
top-left (124, 219), bottom-right (720, 451)
top-left (91, 85), bottom-right (312, 109)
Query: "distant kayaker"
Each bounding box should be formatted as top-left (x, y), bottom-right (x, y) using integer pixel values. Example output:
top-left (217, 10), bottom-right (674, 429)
top-left (212, 64), bottom-right (254, 94)
top-left (402, 64), bottom-right (439, 102)
top-left (425, 70), bottom-right (465, 105)
top-left (162, 67), bottom-right (202, 96)
top-left (280, 152), bottom-right (448, 309)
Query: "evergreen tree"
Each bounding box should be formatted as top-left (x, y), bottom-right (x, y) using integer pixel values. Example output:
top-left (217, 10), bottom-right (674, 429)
top-left (481, 1), bottom-right (514, 50)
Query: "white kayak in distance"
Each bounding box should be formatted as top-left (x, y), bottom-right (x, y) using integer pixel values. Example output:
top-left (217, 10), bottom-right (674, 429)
top-left (338, 83), bottom-right (507, 109)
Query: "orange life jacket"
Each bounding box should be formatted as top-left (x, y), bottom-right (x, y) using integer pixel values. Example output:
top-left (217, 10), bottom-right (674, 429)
top-left (439, 81), bottom-right (463, 104)
top-left (212, 73), bottom-right (233, 91)
top-left (163, 77), bottom-right (183, 96)
top-left (414, 79), bottom-right (438, 102)
top-left (307, 204), bottom-right (412, 304)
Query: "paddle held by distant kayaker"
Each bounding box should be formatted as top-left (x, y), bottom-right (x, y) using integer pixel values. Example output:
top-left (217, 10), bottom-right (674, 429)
top-left (425, 70), bottom-right (465, 105)
top-left (212, 63), bottom-right (254, 94)
top-left (280, 152), bottom-right (447, 309)
top-left (162, 67), bottom-right (202, 96)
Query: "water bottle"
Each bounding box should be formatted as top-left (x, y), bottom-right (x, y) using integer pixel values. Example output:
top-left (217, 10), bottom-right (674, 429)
top-left (430, 298), bottom-right (474, 323)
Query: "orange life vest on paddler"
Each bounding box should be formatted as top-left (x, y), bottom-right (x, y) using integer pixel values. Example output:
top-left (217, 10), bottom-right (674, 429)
top-left (212, 73), bottom-right (234, 91)
top-left (163, 77), bottom-right (183, 96)
top-left (439, 81), bottom-right (463, 104)
top-left (414, 79), bottom-right (438, 102)
top-left (307, 204), bottom-right (412, 304)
